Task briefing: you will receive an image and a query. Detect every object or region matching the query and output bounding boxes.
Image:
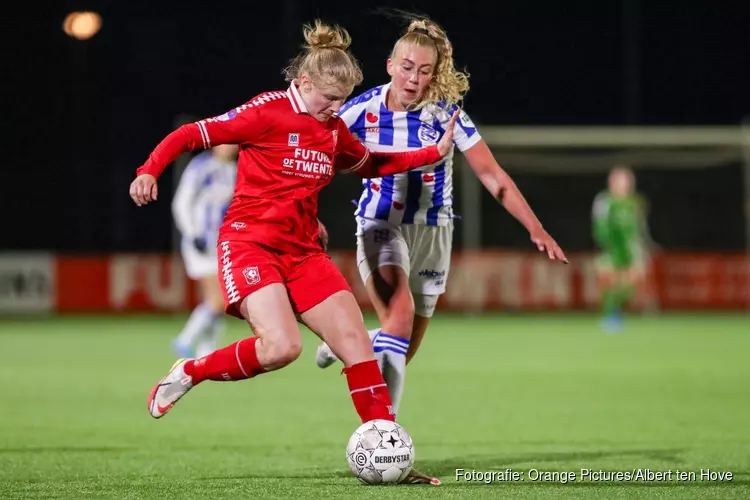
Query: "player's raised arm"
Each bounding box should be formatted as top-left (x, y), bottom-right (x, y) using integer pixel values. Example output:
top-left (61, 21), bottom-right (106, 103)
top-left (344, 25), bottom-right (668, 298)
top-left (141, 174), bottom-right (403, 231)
top-left (130, 104), bottom-right (266, 206)
top-left (463, 137), bottom-right (568, 263)
top-left (334, 110), bottom-right (459, 178)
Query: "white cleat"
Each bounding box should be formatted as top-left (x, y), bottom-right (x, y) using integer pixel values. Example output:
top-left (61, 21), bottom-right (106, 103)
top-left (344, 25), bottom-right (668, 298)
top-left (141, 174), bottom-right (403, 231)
top-left (316, 329), bottom-right (381, 369)
top-left (315, 342), bottom-right (339, 369)
top-left (147, 358), bottom-right (194, 419)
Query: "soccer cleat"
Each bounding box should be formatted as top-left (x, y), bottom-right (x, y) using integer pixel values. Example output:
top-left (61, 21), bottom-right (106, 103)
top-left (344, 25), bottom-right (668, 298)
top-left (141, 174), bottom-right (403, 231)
top-left (315, 341), bottom-right (338, 369)
top-left (317, 329), bottom-right (382, 369)
top-left (401, 468), bottom-right (441, 485)
top-left (147, 358), bottom-right (194, 419)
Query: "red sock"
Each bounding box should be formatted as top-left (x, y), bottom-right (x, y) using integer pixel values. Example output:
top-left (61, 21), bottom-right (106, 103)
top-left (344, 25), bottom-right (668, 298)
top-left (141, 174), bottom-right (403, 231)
top-left (184, 337), bottom-right (265, 384)
top-left (344, 360), bottom-right (395, 423)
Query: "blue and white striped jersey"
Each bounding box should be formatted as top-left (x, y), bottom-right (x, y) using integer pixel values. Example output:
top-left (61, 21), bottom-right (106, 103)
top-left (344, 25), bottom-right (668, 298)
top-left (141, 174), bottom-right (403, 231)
top-left (171, 151), bottom-right (236, 245)
top-left (338, 83), bottom-right (481, 226)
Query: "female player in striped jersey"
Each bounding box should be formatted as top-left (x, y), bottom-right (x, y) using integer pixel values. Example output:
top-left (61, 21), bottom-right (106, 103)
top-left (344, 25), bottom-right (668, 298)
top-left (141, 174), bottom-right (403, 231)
top-left (316, 16), bottom-right (568, 417)
top-left (171, 144), bottom-right (237, 358)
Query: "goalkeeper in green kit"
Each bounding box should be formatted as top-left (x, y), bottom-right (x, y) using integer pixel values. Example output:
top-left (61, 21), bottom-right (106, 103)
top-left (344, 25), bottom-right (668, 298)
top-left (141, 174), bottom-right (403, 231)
top-left (592, 165), bottom-right (654, 332)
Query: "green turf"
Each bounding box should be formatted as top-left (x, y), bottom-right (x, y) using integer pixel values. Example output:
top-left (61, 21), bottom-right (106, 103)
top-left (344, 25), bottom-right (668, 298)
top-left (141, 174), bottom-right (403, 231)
top-left (0, 313), bottom-right (748, 499)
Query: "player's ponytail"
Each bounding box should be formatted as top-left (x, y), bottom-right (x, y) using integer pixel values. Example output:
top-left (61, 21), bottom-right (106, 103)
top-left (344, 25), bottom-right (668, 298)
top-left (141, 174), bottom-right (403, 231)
top-left (393, 17), bottom-right (470, 109)
top-left (303, 20), bottom-right (352, 51)
top-left (283, 20), bottom-right (363, 89)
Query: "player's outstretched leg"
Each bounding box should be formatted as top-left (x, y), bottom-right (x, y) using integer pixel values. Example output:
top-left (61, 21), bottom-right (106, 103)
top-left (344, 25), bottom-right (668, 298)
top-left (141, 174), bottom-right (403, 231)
top-left (147, 334), bottom-right (266, 419)
top-left (304, 290), bottom-right (439, 486)
top-left (317, 264), bottom-right (414, 413)
top-left (316, 330), bottom-right (412, 419)
top-left (147, 283), bottom-right (302, 419)
top-left (302, 291), bottom-right (394, 423)
top-left (363, 265), bottom-right (415, 417)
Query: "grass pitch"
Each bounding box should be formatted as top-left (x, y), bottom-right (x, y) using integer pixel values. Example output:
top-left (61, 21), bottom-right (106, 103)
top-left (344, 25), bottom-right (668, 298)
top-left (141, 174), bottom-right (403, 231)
top-left (1, 312), bottom-right (748, 499)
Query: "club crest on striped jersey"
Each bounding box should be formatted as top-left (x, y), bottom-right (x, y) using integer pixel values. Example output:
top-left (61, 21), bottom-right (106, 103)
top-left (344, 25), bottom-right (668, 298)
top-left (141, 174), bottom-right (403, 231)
top-left (288, 133), bottom-right (300, 147)
top-left (418, 124), bottom-right (440, 143)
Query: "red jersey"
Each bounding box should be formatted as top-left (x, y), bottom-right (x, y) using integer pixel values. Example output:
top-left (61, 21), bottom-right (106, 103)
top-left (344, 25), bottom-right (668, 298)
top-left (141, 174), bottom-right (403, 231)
top-left (138, 83), bottom-right (442, 253)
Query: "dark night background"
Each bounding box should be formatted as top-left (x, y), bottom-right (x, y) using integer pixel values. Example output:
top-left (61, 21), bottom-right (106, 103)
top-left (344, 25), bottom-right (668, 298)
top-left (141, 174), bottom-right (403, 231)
top-left (6, 0), bottom-right (750, 253)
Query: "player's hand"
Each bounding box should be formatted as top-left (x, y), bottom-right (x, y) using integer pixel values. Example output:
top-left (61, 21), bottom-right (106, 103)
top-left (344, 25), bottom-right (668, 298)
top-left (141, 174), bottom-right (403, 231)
top-left (130, 174), bottom-right (158, 206)
top-left (317, 218), bottom-right (329, 251)
top-left (192, 237), bottom-right (208, 254)
top-left (530, 227), bottom-right (568, 264)
top-left (437, 109), bottom-right (460, 157)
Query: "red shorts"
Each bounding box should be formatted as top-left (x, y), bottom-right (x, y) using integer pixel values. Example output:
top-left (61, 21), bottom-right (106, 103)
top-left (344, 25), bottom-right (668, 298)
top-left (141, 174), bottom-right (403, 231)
top-left (217, 240), bottom-right (352, 319)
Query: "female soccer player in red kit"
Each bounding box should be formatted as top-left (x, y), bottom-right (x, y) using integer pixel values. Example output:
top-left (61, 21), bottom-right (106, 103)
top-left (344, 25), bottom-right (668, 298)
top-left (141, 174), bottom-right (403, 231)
top-left (129, 20), bottom-right (455, 482)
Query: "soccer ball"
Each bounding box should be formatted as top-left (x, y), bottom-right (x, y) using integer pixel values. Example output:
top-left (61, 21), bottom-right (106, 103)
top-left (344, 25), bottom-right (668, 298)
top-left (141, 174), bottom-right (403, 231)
top-left (346, 419), bottom-right (414, 484)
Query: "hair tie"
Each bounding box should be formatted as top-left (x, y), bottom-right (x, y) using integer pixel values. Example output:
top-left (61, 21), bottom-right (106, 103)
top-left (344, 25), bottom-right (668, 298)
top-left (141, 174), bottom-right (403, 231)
top-left (412, 27), bottom-right (429, 36)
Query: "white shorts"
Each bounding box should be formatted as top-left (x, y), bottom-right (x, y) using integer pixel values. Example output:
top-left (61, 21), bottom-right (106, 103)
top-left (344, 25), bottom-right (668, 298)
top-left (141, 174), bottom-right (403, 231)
top-left (181, 239), bottom-right (218, 280)
top-left (355, 216), bottom-right (453, 296)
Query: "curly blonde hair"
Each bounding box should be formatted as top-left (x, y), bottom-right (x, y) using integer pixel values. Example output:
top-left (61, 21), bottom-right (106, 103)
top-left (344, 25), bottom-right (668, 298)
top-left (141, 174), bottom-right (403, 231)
top-left (391, 18), bottom-right (470, 109)
top-left (283, 20), bottom-right (363, 89)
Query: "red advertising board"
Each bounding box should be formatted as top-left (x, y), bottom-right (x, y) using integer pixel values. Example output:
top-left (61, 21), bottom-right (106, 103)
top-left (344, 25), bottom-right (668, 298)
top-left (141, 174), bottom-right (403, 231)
top-left (18, 251), bottom-right (741, 313)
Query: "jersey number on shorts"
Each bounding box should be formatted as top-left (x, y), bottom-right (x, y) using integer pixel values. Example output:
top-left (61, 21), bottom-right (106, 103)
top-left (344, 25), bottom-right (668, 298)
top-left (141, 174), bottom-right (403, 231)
top-left (373, 229), bottom-right (391, 243)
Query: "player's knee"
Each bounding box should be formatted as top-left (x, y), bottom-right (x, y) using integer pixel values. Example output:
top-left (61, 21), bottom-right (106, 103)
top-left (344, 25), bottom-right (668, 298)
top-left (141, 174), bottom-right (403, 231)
top-left (381, 289), bottom-right (415, 335)
top-left (382, 317), bottom-right (413, 339)
top-left (266, 336), bottom-right (303, 367)
top-left (381, 307), bottom-right (414, 339)
top-left (343, 327), bottom-right (370, 350)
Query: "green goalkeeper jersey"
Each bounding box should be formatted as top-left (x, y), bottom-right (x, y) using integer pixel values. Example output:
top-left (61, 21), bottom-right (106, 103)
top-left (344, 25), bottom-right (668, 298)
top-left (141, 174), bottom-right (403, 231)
top-left (592, 191), bottom-right (644, 268)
